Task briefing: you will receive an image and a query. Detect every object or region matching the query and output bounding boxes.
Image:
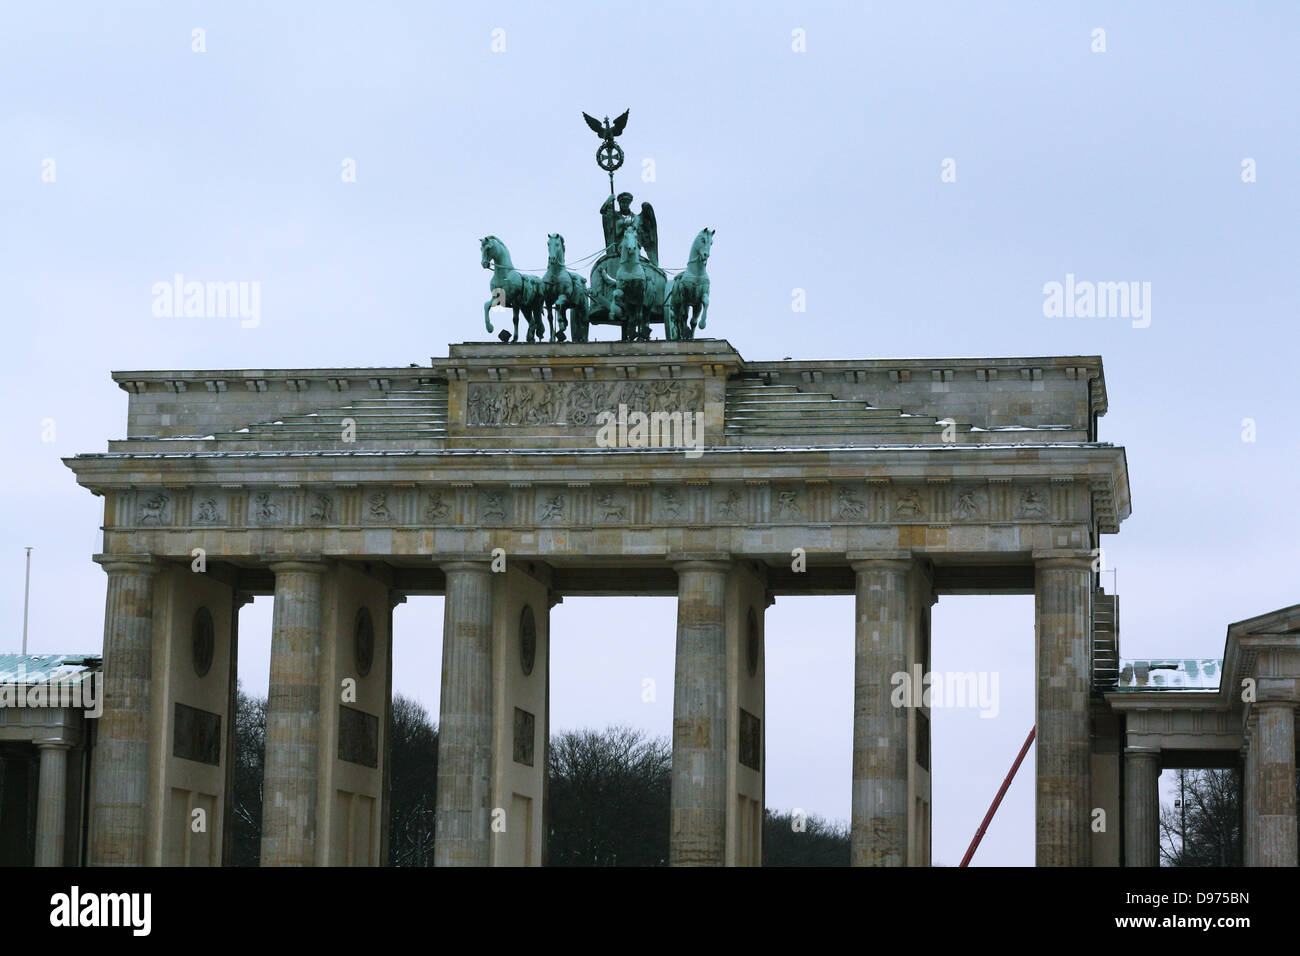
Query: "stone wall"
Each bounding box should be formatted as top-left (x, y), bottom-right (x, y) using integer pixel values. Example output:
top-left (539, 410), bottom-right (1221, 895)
top-left (105, 344), bottom-right (1105, 448)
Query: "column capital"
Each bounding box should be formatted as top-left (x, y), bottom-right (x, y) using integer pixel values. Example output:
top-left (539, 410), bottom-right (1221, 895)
top-left (262, 554), bottom-right (328, 574)
top-left (93, 554), bottom-right (161, 575)
top-left (668, 552), bottom-right (732, 573)
top-left (847, 550), bottom-right (913, 573)
top-left (440, 557), bottom-right (495, 575)
top-left (1032, 549), bottom-right (1094, 571)
top-left (1254, 697), bottom-right (1298, 713)
top-left (1124, 746), bottom-right (1161, 761)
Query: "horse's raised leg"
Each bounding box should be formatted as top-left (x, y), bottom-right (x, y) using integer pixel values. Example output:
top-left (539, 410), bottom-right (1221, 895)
top-left (555, 296), bottom-right (570, 343)
top-left (698, 293), bottom-right (709, 331)
top-left (484, 299), bottom-right (495, 334)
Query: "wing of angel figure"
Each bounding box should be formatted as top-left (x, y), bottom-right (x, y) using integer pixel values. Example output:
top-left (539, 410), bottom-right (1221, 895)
top-left (638, 202), bottom-right (658, 267)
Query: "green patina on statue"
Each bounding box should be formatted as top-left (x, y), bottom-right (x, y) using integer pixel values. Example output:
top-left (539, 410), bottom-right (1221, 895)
top-left (481, 236), bottom-right (544, 343)
top-left (667, 228), bottom-right (713, 340)
top-left (482, 110), bottom-right (714, 343)
top-left (541, 233), bottom-right (588, 344)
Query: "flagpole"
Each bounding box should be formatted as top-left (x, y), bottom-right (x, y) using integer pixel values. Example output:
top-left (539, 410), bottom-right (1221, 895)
top-left (22, 547), bottom-right (32, 654)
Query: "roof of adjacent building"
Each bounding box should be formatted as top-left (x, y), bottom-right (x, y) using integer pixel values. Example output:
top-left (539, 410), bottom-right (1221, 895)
top-left (0, 654), bottom-right (101, 686)
top-left (1116, 658), bottom-right (1222, 691)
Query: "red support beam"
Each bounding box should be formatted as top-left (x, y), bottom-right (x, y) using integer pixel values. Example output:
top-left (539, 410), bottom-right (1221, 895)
top-left (959, 725), bottom-right (1036, 868)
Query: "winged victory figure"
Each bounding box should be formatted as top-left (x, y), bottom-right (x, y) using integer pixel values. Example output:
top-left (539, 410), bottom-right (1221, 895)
top-left (600, 191), bottom-right (658, 267)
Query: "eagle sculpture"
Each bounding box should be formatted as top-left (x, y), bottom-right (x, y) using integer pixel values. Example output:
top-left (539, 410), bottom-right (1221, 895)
top-left (582, 109), bottom-right (629, 142)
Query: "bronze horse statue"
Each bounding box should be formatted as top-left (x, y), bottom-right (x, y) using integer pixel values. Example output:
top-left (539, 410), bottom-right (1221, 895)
top-left (481, 235), bottom-right (544, 342)
top-left (541, 233), bottom-right (591, 343)
top-left (666, 228), bottom-right (714, 340)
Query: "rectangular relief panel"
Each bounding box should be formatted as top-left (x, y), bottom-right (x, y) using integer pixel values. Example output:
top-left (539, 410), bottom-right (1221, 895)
top-left (738, 708), bottom-right (762, 772)
top-left (513, 707), bottom-right (536, 767)
top-left (338, 705), bottom-right (379, 768)
top-left (173, 703), bottom-right (222, 766)
top-left (916, 711), bottom-right (930, 770)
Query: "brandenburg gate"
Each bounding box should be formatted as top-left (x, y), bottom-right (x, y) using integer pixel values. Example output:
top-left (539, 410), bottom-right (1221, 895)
top-left (64, 340), bottom-right (1132, 866)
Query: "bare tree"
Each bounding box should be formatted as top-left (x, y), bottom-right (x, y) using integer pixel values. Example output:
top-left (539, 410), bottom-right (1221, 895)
top-left (547, 725), bottom-right (672, 866)
top-left (388, 694), bottom-right (438, 866)
top-left (230, 684), bottom-right (265, 866)
top-left (1158, 769), bottom-right (1241, 866)
top-left (762, 809), bottom-right (850, 866)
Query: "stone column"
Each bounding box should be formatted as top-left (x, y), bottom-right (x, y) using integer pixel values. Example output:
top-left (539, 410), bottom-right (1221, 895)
top-left (260, 559), bottom-right (327, 867)
top-left (35, 740), bottom-right (72, 867)
top-left (670, 557), bottom-right (731, 866)
top-left (1033, 551), bottom-right (1093, 867)
top-left (380, 589), bottom-right (404, 866)
top-left (1253, 700), bottom-right (1297, 867)
top-left (435, 561), bottom-right (494, 867)
top-left (848, 553), bottom-right (912, 867)
top-left (1238, 744), bottom-right (1250, 866)
top-left (1122, 748), bottom-right (1159, 867)
top-left (88, 555), bottom-right (159, 867)
top-left (1242, 716), bottom-right (1257, 866)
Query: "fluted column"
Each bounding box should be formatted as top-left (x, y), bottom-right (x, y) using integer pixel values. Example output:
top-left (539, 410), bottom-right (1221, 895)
top-left (1123, 748), bottom-right (1159, 867)
top-left (1235, 756), bottom-right (1245, 867)
top-left (1242, 716), bottom-right (1257, 866)
top-left (35, 740), bottom-right (72, 867)
top-left (849, 553), bottom-right (912, 867)
top-left (1034, 551), bottom-right (1092, 866)
top-left (88, 555), bottom-right (159, 866)
top-left (670, 557), bottom-right (731, 866)
top-left (260, 559), bottom-right (327, 866)
top-left (435, 561), bottom-right (494, 867)
top-left (1254, 700), bottom-right (1297, 867)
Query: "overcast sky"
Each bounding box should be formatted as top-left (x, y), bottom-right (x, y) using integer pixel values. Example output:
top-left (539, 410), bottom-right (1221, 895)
top-left (3, 2), bottom-right (1296, 865)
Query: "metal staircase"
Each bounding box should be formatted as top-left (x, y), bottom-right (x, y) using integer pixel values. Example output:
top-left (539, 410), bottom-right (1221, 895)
top-left (1092, 590), bottom-right (1120, 693)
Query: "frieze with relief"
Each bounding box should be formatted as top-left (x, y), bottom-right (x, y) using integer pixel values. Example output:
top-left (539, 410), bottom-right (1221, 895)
top-left (194, 494), bottom-right (224, 525)
top-left (121, 480), bottom-right (1071, 528)
top-left (466, 380), bottom-right (704, 427)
